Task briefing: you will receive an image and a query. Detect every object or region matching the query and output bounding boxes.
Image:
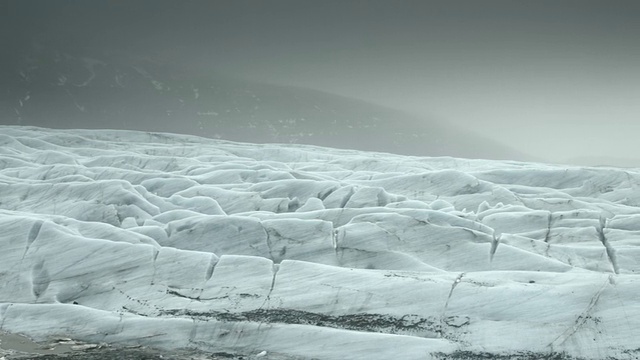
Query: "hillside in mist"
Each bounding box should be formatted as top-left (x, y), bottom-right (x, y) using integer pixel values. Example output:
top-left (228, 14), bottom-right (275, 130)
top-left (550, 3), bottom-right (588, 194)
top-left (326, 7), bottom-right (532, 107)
top-left (1, 46), bottom-right (531, 161)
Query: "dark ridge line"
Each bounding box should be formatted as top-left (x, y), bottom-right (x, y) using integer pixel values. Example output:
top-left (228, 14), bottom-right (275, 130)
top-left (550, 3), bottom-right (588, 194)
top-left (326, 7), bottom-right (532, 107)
top-left (157, 308), bottom-right (446, 338)
top-left (432, 350), bottom-right (592, 360)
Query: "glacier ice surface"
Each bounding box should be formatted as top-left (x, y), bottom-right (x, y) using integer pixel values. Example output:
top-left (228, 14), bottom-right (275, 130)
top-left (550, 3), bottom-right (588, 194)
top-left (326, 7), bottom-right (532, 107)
top-left (1, 126), bottom-right (639, 359)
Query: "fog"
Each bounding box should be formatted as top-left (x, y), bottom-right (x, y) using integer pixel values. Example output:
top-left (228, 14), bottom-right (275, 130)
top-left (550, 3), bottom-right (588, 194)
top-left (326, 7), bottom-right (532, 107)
top-left (2, 0), bottom-right (640, 166)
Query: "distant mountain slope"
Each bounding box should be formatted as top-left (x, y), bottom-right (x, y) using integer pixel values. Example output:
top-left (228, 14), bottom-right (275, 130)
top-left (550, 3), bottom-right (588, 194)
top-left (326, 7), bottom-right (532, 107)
top-left (1, 47), bottom-right (532, 161)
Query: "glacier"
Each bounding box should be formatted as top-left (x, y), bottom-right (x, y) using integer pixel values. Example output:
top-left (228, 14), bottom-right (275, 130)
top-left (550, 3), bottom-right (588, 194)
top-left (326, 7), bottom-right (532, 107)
top-left (0, 126), bottom-right (639, 359)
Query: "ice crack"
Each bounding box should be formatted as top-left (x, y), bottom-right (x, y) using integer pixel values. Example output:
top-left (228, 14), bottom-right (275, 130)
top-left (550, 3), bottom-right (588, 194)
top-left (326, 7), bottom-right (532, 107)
top-left (444, 272), bottom-right (465, 310)
top-left (548, 275), bottom-right (612, 351)
top-left (259, 264), bottom-right (279, 310)
top-left (597, 216), bottom-right (619, 274)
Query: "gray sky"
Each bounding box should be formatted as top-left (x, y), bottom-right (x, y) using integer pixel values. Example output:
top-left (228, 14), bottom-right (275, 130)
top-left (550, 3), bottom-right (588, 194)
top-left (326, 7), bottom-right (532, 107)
top-left (4, 0), bottom-right (640, 165)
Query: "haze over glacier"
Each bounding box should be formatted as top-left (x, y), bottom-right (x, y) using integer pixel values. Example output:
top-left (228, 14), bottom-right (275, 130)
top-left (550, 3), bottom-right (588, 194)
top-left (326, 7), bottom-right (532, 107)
top-left (1, 46), bottom-right (531, 163)
top-left (1, 126), bottom-right (639, 359)
top-left (4, 0), bottom-right (640, 167)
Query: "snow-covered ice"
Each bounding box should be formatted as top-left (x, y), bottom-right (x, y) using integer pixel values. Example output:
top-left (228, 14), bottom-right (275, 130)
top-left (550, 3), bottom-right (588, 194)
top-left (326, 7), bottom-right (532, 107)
top-left (1, 126), bottom-right (639, 359)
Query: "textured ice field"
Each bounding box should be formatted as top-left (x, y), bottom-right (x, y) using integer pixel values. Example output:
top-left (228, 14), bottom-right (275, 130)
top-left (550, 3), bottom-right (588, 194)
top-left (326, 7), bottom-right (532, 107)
top-left (1, 126), bottom-right (639, 359)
